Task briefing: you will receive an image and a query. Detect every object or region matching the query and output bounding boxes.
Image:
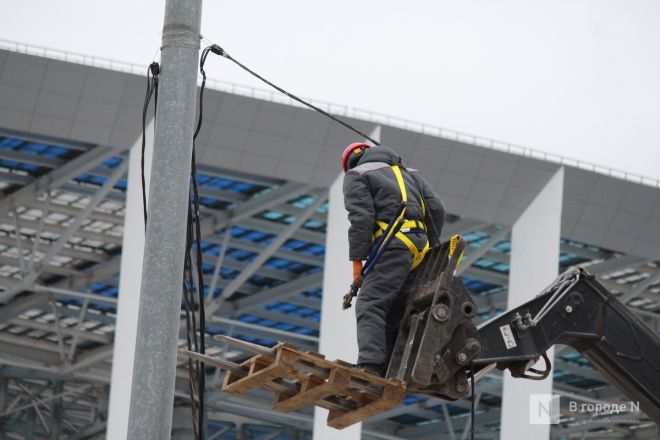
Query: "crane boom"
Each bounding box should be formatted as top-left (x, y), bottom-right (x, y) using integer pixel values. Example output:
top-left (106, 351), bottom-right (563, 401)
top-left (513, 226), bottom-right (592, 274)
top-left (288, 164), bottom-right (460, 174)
top-left (387, 238), bottom-right (660, 424)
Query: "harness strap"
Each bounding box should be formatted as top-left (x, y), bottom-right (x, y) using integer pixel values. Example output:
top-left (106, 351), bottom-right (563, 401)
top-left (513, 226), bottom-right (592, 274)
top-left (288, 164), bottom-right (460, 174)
top-left (373, 165), bottom-right (430, 270)
top-left (374, 221), bottom-right (430, 269)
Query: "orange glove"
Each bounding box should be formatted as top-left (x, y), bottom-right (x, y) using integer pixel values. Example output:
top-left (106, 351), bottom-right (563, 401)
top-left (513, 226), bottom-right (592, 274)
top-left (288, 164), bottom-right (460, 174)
top-left (352, 260), bottom-right (363, 288)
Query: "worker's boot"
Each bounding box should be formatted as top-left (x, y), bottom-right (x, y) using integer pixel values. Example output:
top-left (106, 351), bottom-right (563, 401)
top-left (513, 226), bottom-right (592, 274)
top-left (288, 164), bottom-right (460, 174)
top-left (354, 363), bottom-right (385, 377)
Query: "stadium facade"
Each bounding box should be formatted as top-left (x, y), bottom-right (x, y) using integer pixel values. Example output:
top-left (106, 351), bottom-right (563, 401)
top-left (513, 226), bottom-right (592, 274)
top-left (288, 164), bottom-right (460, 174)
top-left (0, 42), bottom-right (659, 439)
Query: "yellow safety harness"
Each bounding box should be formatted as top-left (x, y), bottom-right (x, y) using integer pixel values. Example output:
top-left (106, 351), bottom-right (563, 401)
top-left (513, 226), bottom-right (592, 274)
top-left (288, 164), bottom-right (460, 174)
top-left (372, 165), bottom-right (430, 270)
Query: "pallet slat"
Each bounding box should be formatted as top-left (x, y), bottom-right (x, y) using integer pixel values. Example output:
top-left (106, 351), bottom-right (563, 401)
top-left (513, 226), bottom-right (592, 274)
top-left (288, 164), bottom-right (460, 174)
top-left (223, 350), bottom-right (293, 395)
top-left (327, 383), bottom-right (406, 429)
top-left (275, 368), bottom-right (351, 412)
top-left (207, 340), bottom-right (407, 428)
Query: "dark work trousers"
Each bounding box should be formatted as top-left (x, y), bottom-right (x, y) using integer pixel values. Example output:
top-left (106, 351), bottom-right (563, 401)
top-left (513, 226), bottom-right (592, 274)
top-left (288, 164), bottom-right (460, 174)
top-left (355, 232), bottom-right (427, 365)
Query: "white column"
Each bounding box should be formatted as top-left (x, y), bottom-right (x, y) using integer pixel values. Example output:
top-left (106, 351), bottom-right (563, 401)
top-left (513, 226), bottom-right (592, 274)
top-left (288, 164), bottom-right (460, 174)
top-left (500, 167), bottom-right (564, 439)
top-left (313, 171), bottom-right (361, 440)
top-left (106, 121), bottom-right (153, 439)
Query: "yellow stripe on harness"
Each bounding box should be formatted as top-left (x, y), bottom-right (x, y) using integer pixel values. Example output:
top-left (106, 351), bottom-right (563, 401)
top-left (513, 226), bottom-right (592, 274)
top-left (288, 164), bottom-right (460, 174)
top-left (372, 165), bottom-right (430, 270)
top-left (449, 234), bottom-right (465, 269)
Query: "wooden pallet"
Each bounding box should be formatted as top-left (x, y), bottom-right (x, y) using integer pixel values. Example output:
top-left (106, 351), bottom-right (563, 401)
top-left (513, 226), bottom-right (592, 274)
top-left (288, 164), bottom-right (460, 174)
top-left (184, 340), bottom-right (407, 429)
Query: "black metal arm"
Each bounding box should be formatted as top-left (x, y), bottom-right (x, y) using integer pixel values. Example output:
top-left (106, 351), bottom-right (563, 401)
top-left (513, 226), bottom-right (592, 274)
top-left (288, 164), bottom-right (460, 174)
top-left (386, 237), bottom-right (660, 424)
top-left (474, 268), bottom-right (660, 424)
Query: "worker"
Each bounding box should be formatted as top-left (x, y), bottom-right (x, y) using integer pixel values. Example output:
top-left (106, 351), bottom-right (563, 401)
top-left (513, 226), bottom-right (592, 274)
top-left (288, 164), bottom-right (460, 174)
top-left (342, 143), bottom-right (446, 376)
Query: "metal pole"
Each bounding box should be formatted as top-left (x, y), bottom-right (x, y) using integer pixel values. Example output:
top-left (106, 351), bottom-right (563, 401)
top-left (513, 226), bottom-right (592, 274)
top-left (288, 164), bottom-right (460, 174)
top-left (127, 1), bottom-right (202, 438)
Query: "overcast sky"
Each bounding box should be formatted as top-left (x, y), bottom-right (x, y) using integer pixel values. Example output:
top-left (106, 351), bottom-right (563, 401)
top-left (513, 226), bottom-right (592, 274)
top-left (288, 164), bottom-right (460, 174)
top-left (2, 0), bottom-right (659, 180)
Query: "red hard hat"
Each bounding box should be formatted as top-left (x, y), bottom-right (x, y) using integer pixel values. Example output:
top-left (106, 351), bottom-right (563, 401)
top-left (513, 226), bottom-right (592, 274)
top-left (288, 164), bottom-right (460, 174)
top-left (342, 143), bottom-right (371, 172)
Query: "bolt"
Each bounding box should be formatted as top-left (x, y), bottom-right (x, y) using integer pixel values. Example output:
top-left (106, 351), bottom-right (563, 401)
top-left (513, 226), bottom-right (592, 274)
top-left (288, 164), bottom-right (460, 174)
top-left (466, 339), bottom-right (482, 354)
top-left (457, 352), bottom-right (468, 364)
top-left (565, 305), bottom-right (573, 314)
top-left (432, 304), bottom-right (450, 322)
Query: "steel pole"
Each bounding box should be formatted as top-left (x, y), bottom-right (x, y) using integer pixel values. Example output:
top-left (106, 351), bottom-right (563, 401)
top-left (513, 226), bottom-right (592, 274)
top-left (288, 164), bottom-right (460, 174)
top-left (127, 1), bottom-right (202, 438)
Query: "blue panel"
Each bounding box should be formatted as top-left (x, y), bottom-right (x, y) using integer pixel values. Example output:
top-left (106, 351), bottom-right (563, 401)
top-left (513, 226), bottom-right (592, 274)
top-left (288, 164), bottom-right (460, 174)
top-left (92, 282), bottom-right (109, 292)
top-left (200, 242), bottom-right (220, 255)
top-left (220, 267), bottom-right (239, 277)
top-left (474, 259), bottom-right (496, 269)
top-left (45, 146), bottom-right (70, 158)
top-left (230, 226), bottom-right (248, 236)
top-left (283, 239), bottom-right (306, 250)
top-left (303, 219), bottom-right (325, 230)
top-left (301, 288), bottom-right (323, 299)
top-left (199, 197), bottom-right (225, 209)
top-left (0, 138), bottom-right (23, 148)
top-left (493, 240), bottom-right (511, 253)
top-left (194, 172), bottom-right (269, 198)
top-left (202, 262), bottom-right (214, 273)
top-left (264, 258), bottom-right (289, 269)
top-left (290, 195), bottom-right (316, 208)
top-left (231, 182), bottom-right (254, 192)
top-left (461, 276), bottom-right (499, 292)
top-left (1, 137), bottom-right (77, 163)
top-left (275, 322), bottom-right (295, 331)
top-left (75, 174), bottom-right (106, 186)
top-left (101, 156), bottom-right (122, 169)
top-left (239, 315), bottom-right (259, 323)
top-left (305, 244), bottom-right (326, 256)
top-left (492, 263), bottom-right (509, 273)
top-left (243, 230), bottom-right (272, 242)
top-left (226, 249), bottom-right (252, 260)
top-left (248, 274), bottom-right (283, 288)
top-left (403, 395), bottom-right (427, 405)
top-left (390, 413), bottom-right (430, 424)
top-left (0, 159), bottom-right (41, 173)
top-left (25, 143), bottom-right (47, 153)
top-left (464, 231), bottom-right (488, 243)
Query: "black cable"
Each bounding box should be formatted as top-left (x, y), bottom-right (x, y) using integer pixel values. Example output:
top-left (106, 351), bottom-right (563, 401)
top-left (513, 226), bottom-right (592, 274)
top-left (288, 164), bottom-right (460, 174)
top-left (187, 203), bottom-right (205, 439)
top-left (183, 45), bottom-right (213, 440)
top-left (183, 207), bottom-right (201, 440)
top-left (208, 44), bottom-right (382, 147)
top-left (185, 210), bottom-right (201, 355)
top-left (181, 274), bottom-right (200, 439)
top-left (141, 62), bottom-right (159, 229)
top-left (140, 67), bottom-right (152, 228)
top-left (190, 155), bottom-right (206, 436)
top-left (194, 47), bottom-right (211, 140)
top-left (153, 63), bottom-right (159, 123)
top-left (191, 42), bottom-right (381, 437)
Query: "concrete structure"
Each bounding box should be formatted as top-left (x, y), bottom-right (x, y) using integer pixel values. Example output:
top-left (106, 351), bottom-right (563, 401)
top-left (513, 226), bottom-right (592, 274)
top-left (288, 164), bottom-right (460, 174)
top-left (0, 41), bottom-right (658, 439)
top-left (313, 172), bottom-right (361, 440)
top-left (500, 168), bottom-right (563, 439)
top-left (106, 120), bottom-right (152, 439)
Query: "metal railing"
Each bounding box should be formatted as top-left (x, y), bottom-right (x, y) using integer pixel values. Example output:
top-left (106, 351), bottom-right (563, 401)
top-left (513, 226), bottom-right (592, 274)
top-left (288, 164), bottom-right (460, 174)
top-left (2, 38), bottom-right (658, 189)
